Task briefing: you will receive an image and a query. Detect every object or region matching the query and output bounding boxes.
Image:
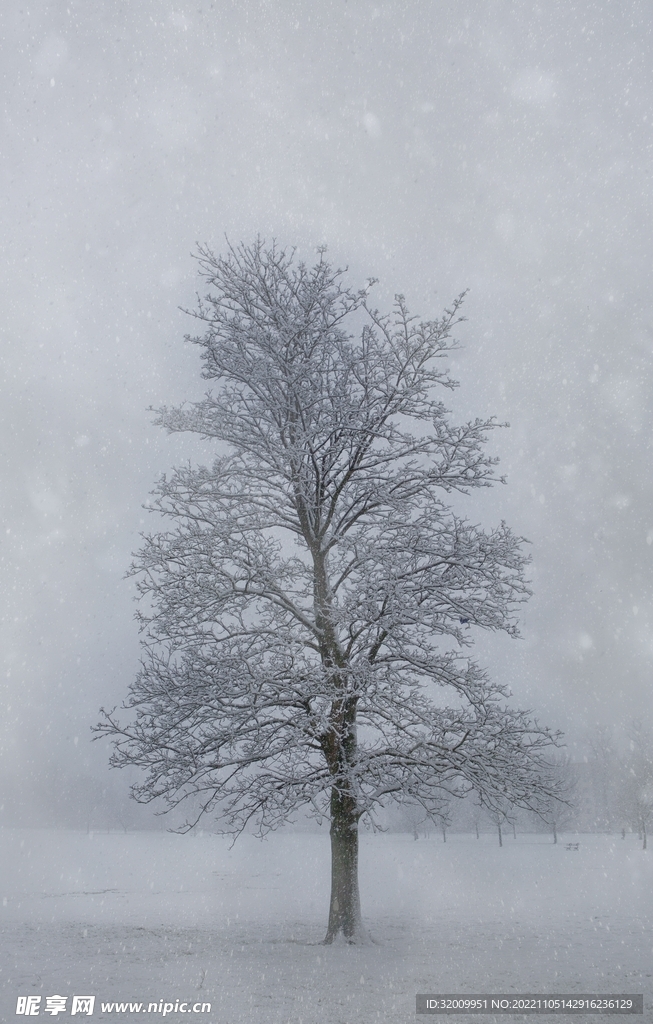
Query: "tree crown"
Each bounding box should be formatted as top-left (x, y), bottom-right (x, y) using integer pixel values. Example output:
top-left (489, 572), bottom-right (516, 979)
top-left (98, 240), bottom-right (560, 836)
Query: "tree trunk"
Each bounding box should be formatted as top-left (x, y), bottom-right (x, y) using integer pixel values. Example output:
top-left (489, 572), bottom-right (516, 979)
top-left (498, 822), bottom-right (502, 847)
top-left (442, 825), bottom-right (447, 843)
top-left (475, 822), bottom-right (479, 839)
top-left (553, 822), bottom-right (557, 844)
top-left (643, 823), bottom-right (647, 851)
top-left (323, 787), bottom-right (364, 943)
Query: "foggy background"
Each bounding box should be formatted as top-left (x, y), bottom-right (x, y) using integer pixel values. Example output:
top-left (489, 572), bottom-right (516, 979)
top-left (1, 0), bottom-right (652, 828)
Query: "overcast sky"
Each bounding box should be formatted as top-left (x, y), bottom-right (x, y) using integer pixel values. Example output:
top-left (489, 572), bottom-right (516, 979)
top-left (1, 0), bottom-right (652, 822)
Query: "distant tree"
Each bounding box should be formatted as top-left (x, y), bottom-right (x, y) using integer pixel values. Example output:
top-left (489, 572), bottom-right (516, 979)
top-left (98, 240), bottom-right (561, 943)
top-left (400, 800), bottom-right (430, 840)
top-left (585, 725), bottom-right (621, 830)
top-left (473, 810), bottom-right (481, 840)
top-left (462, 797), bottom-right (484, 839)
top-left (622, 723), bottom-right (653, 850)
top-left (485, 800), bottom-right (515, 847)
top-left (531, 753), bottom-right (577, 843)
top-left (438, 802), bottom-right (452, 843)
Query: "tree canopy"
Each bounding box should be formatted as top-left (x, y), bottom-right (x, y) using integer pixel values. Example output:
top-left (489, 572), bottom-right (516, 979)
top-left (98, 240), bottom-right (560, 941)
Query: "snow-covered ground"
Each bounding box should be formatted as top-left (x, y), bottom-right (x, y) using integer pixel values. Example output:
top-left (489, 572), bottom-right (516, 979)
top-left (1, 828), bottom-right (651, 1023)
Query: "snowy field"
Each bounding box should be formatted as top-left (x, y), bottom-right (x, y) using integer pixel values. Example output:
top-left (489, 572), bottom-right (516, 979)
top-left (1, 828), bottom-right (651, 1023)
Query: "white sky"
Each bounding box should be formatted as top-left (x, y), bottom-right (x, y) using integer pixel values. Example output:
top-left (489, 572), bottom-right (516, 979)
top-left (1, 0), bottom-right (652, 819)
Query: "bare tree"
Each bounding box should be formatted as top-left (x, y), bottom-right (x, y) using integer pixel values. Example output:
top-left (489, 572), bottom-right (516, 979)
top-left (585, 725), bottom-right (620, 830)
top-left (459, 795), bottom-right (484, 839)
top-left (622, 722), bottom-right (653, 850)
top-left (400, 800), bottom-right (431, 840)
top-left (485, 800), bottom-right (515, 847)
top-left (439, 802), bottom-right (452, 843)
top-left (531, 753), bottom-right (577, 844)
top-left (98, 240), bottom-right (560, 943)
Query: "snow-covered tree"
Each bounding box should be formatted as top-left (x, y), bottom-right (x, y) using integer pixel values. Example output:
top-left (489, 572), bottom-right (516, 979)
top-left (98, 240), bottom-right (560, 942)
